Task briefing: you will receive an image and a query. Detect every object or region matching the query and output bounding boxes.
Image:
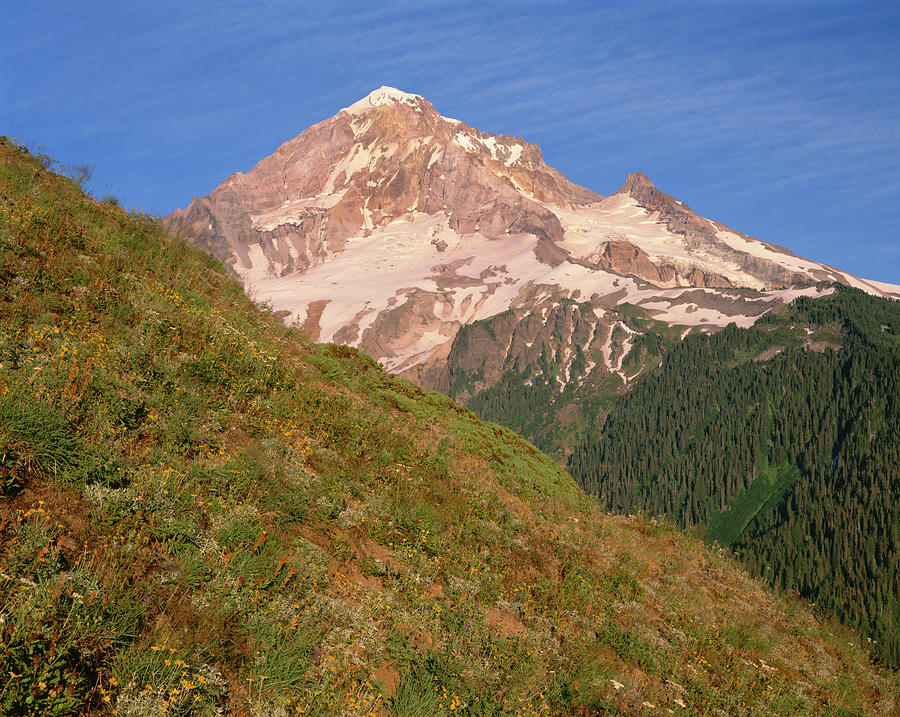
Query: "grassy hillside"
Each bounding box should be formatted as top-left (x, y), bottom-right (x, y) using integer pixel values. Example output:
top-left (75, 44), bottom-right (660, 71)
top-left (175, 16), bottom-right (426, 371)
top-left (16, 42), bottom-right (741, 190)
top-left (0, 137), bottom-right (896, 715)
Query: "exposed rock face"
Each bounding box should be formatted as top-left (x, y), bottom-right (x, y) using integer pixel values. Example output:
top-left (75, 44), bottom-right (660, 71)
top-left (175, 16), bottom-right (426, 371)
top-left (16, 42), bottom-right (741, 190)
top-left (593, 240), bottom-right (675, 285)
top-left (164, 86), bottom-right (900, 392)
top-left (441, 300), bottom-right (613, 399)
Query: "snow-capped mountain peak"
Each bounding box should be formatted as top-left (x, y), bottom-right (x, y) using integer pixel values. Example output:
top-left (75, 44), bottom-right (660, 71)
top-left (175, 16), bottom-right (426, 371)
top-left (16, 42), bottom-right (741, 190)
top-left (342, 86), bottom-right (428, 114)
top-left (164, 88), bottom-right (900, 387)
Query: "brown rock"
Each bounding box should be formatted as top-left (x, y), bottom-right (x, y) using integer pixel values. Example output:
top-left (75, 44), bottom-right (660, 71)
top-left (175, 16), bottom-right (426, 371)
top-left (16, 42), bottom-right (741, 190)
top-left (595, 240), bottom-right (670, 284)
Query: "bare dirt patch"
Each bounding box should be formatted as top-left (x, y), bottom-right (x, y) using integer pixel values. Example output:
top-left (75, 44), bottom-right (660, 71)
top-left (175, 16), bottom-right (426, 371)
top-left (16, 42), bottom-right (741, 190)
top-left (371, 662), bottom-right (401, 697)
top-left (486, 606), bottom-right (525, 638)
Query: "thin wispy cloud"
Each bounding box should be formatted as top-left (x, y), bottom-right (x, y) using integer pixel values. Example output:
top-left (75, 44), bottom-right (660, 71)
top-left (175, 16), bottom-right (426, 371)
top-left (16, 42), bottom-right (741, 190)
top-left (3, 0), bottom-right (898, 281)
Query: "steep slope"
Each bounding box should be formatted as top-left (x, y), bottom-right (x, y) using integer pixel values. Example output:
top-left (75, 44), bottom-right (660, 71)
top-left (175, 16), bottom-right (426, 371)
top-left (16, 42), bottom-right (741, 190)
top-left (568, 286), bottom-right (900, 666)
top-left (443, 298), bottom-right (683, 457)
top-left (2, 140), bottom-right (897, 714)
top-left (163, 87), bottom-right (900, 391)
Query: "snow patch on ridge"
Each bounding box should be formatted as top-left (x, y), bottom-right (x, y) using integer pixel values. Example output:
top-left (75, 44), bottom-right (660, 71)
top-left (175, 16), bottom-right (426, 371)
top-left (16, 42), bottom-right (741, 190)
top-left (321, 141), bottom-right (399, 195)
top-left (453, 131), bottom-right (524, 166)
top-left (865, 279), bottom-right (900, 298)
top-left (454, 132), bottom-right (478, 153)
top-left (505, 144), bottom-right (523, 165)
top-left (550, 194), bottom-right (767, 288)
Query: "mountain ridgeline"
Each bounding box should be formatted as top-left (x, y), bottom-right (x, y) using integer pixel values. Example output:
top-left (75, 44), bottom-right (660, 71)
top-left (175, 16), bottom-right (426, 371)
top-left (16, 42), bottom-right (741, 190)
top-left (567, 286), bottom-right (900, 666)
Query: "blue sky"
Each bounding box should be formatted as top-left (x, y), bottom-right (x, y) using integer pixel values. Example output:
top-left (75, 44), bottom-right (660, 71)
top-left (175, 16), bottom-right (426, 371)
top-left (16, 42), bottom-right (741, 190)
top-left (3, 1), bottom-right (899, 282)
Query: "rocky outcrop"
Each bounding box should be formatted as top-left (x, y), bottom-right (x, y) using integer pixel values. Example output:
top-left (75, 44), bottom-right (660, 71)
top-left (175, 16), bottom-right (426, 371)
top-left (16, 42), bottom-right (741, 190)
top-left (683, 266), bottom-right (733, 289)
top-left (442, 300), bottom-right (613, 400)
top-left (593, 240), bottom-right (674, 284)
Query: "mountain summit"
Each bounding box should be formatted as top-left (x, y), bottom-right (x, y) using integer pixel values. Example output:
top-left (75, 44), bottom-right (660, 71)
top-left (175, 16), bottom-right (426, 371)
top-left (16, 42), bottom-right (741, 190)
top-left (163, 88), bottom-right (900, 382)
top-left (341, 85), bottom-right (429, 113)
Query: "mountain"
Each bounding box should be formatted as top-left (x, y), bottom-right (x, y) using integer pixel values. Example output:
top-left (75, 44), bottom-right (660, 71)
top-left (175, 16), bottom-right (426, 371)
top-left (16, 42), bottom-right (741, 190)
top-left (163, 86), bottom-right (900, 395)
top-left (6, 138), bottom-right (897, 713)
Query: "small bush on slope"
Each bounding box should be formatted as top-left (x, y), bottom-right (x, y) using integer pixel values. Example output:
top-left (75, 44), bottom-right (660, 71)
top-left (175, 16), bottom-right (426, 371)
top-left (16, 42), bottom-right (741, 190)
top-left (0, 137), bottom-right (896, 714)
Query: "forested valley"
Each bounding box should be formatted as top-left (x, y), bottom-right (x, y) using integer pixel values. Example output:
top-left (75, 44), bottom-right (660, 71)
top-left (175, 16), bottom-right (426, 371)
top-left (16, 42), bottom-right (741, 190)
top-left (568, 287), bottom-right (899, 665)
